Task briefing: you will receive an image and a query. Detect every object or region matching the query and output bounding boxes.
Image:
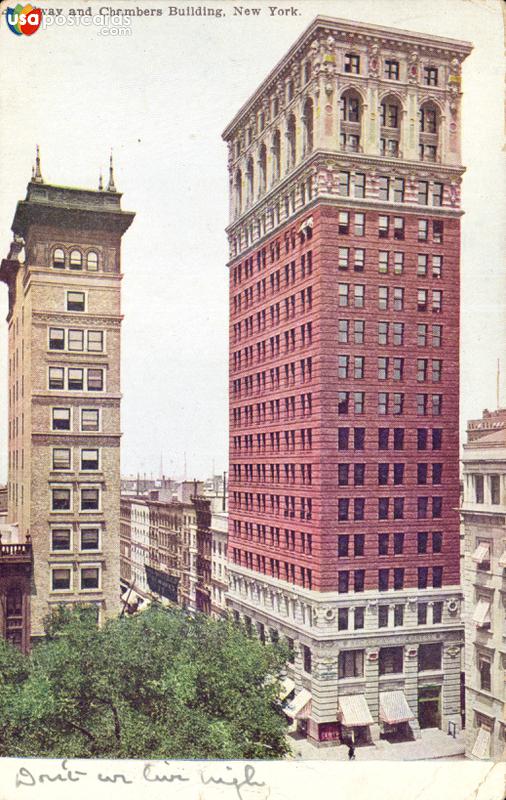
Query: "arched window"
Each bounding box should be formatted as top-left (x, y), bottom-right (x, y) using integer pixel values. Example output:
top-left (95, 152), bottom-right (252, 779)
top-left (69, 249), bottom-right (82, 270)
top-left (304, 62), bottom-right (312, 84)
top-left (380, 95), bottom-right (402, 157)
top-left (272, 96), bottom-right (279, 118)
top-left (287, 114), bottom-right (296, 168)
top-left (303, 98), bottom-right (314, 154)
top-left (419, 102), bottom-right (439, 162)
top-left (339, 90), bottom-right (362, 152)
top-left (272, 129), bottom-right (281, 181)
top-left (259, 144), bottom-right (267, 193)
top-left (234, 169), bottom-right (242, 216)
top-left (246, 158), bottom-right (254, 204)
top-left (53, 248), bottom-right (65, 269)
top-left (87, 251), bottom-right (98, 271)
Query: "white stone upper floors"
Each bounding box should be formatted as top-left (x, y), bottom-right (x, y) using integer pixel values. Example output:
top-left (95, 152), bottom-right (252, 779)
top-left (223, 16), bottom-right (472, 230)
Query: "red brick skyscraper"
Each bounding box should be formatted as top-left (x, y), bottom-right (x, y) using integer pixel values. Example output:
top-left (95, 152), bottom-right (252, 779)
top-left (224, 17), bottom-right (471, 744)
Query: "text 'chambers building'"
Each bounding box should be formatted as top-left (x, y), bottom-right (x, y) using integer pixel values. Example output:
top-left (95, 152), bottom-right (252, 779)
top-left (224, 17), bottom-right (471, 744)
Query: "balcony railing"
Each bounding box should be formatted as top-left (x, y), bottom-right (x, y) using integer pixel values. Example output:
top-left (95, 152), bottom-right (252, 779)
top-left (0, 540), bottom-right (32, 561)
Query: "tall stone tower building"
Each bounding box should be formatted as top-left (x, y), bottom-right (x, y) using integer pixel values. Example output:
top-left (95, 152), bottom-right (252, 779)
top-left (224, 17), bottom-right (471, 744)
top-left (0, 152), bottom-right (134, 640)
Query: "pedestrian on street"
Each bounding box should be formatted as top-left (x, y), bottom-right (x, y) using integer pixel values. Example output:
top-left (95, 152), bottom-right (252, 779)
top-left (348, 743), bottom-right (356, 760)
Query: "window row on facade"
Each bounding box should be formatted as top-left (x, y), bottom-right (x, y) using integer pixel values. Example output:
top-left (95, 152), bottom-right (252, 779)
top-left (48, 326), bottom-right (105, 353)
top-left (231, 215), bottom-right (445, 288)
top-left (230, 548), bottom-right (446, 591)
top-left (231, 461), bottom-right (444, 486)
top-left (50, 524), bottom-right (102, 552)
top-left (52, 247), bottom-right (100, 272)
top-left (51, 406), bottom-right (101, 432)
top-left (233, 97), bottom-right (445, 217)
top-left (50, 446), bottom-right (102, 472)
top-left (48, 366), bottom-right (105, 392)
top-left (50, 484), bottom-right (103, 513)
top-left (232, 427), bottom-right (445, 452)
top-left (50, 563), bottom-right (102, 592)
top-left (231, 492), bottom-right (446, 521)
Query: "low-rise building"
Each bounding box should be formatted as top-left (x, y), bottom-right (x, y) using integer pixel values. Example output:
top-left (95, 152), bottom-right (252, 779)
top-left (0, 525), bottom-right (32, 653)
top-left (462, 416), bottom-right (506, 760)
top-left (210, 495), bottom-right (228, 618)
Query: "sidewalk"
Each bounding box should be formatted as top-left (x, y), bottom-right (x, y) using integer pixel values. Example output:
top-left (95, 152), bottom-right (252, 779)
top-left (289, 728), bottom-right (466, 761)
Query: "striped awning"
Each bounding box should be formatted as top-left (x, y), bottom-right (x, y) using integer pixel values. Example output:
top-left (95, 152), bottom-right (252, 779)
top-left (279, 677), bottom-right (295, 701)
top-left (472, 543), bottom-right (490, 564)
top-left (379, 691), bottom-right (415, 724)
top-left (285, 688), bottom-right (312, 719)
top-left (473, 598), bottom-right (491, 627)
top-left (339, 695), bottom-right (374, 727)
top-left (471, 727), bottom-right (491, 759)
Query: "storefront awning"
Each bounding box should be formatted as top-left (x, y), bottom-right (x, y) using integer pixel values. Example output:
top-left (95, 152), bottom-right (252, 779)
top-left (471, 727), bottom-right (491, 759)
top-left (379, 691), bottom-right (415, 724)
top-left (472, 543), bottom-right (490, 564)
top-left (473, 598), bottom-right (491, 627)
top-left (285, 688), bottom-right (312, 719)
top-left (298, 217), bottom-right (313, 233)
top-left (279, 677), bottom-right (295, 702)
top-left (339, 695), bottom-right (374, 727)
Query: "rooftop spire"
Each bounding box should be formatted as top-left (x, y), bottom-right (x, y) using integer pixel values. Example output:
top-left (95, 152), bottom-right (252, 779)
top-left (98, 171), bottom-right (103, 191)
top-left (106, 150), bottom-right (116, 192)
top-left (33, 145), bottom-right (43, 183)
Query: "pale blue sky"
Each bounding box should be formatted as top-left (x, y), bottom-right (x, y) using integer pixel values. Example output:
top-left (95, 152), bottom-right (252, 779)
top-left (0, 0), bottom-right (504, 482)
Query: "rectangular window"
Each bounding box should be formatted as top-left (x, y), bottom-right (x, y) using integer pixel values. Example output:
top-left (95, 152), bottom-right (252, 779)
top-left (338, 649), bottom-right (364, 679)
top-left (378, 605), bottom-right (389, 628)
top-left (338, 211), bottom-right (350, 234)
top-left (418, 290), bottom-right (428, 312)
top-left (393, 252), bottom-right (404, 275)
top-left (81, 567), bottom-right (99, 590)
top-left (384, 60), bottom-right (399, 80)
top-left (81, 409), bottom-right (99, 432)
top-left (51, 528), bottom-right (71, 551)
top-left (378, 251), bottom-right (389, 274)
top-left (378, 321), bottom-right (388, 345)
top-left (338, 247), bottom-right (350, 270)
top-left (81, 449), bottom-right (99, 471)
top-left (354, 356), bottom-right (364, 379)
top-left (418, 324), bottom-right (428, 346)
top-left (419, 643), bottom-right (442, 671)
top-left (432, 183), bottom-right (444, 207)
top-left (52, 487), bottom-right (71, 511)
top-left (67, 291), bottom-right (85, 312)
top-left (354, 392), bottom-right (365, 414)
top-left (378, 428), bottom-right (389, 450)
top-left (418, 603), bottom-right (428, 624)
top-left (393, 287), bottom-right (404, 311)
top-left (378, 392), bottom-right (388, 415)
top-left (393, 568), bottom-right (404, 590)
top-left (81, 488), bottom-right (99, 511)
top-left (378, 286), bottom-right (388, 310)
top-left (393, 323), bottom-right (404, 346)
top-left (68, 368), bottom-right (84, 390)
top-left (354, 176), bottom-right (366, 200)
top-left (418, 496), bottom-right (429, 519)
top-left (338, 428), bottom-right (349, 450)
top-left (354, 608), bottom-right (365, 630)
top-left (393, 428), bottom-right (404, 450)
top-left (338, 355), bottom-right (349, 379)
top-left (433, 220), bottom-right (444, 243)
top-left (378, 463), bottom-right (389, 486)
top-left (355, 213), bottom-right (366, 239)
top-left (338, 498), bottom-right (349, 521)
top-left (49, 367), bottom-right (65, 390)
top-left (354, 320), bottom-right (365, 344)
top-left (344, 53), bottom-right (360, 74)
top-left (378, 176), bottom-right (390, 201)
top-left (393, 531), bottom-right (404, 554)
top-left (424, 66), bottom-right (438, 86)
top-left (87, 330), bottom-right (104, 352)
top-left (338, 172), bottom-right (350, 197)
top-left (338, 571), bottom-right (349, 593)
top-left (338, 283), bottom-right (349, 307)
top-left (338, 534), bottom-right (349, 556)
top-left (354, 498), bottom-right (365, 521)
top-left (68, 329), bottom-right (84, 351)
top-left (379, 569), bottom-right (389, 591)
top-left (354, 533), bottom-right (365, 556)
top-left (418, 181), bottom-right (429, 205)
top-left (338, 391), bottom-right (349, 415)
top-left (433, 602), bottom-right (443, 623)
top-left (417, 531), bottom-right (428, 553)
top-left (52, 448), bottom-right (71, 471)
top-left (338, 319), bottom-right (349, 343)
top-left (432, 256), bottom-right (442, 278)
top-left (418, 566), bottom-right (429, 589)
top-left (354, 249), bottom-right (365, 272)
top-left (432, 290), bottom-right (442, 313)
top-left (378, 533), bottom-right (389, 555)
top-left (490, 475), bottom-right (501, 505)
top-left (393, 217), bottom-right (405, 240)
top-left (354, 285), bottom-right (365, 308)
top-left (338, 607), bottom-right (349, 631)
top-left (52, 568), bottom-right (71, 591)
top-left (432, 429), bottom-right (442, 450)
top-left (379, 646), bottom-right (403, 676)
top-left (52, 407), bottom-right (70, 431)
top-left (87, 369), bottom-right (104, 392)
top-left (479, 655), bottom-right (491, 692)
top-left (353, 427), bottom-right (364, 450)
top-left (417, 254), bottom-right (428, 276)
top-left (433, 566), bottom-right (443, 588)
top-left (378, 216), bottom-right (389, 238)
top-left (394, 605), bottom-right (404, 626)
top-left (81, 527), bottom-right (100, 551)
top-left (393, 178), bottom-right (404, 203)
top-left (49, 328), bottom-right (65, 350)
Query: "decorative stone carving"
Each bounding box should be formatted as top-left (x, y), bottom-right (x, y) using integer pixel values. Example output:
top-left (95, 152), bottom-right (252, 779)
top-left (368, 43), bottom-right (380, 78)
top-left (408, 50), bottom-right (419, 84)
top-left (446, 645), bottom-right (460, 659)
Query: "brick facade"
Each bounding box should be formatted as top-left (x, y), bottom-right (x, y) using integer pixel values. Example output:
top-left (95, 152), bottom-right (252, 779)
top-left (224, 17), bottom-right (471, 743)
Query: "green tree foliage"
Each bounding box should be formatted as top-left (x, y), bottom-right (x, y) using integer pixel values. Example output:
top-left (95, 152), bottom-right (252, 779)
top-left (0, 604), bottom-right (290, 759)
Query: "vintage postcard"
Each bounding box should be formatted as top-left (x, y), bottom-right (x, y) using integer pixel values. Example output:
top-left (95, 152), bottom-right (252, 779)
top-left (0, 0), bottom-right (504, 797)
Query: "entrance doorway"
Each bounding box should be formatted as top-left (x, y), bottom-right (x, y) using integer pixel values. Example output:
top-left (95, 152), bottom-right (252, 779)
top-left (418, 686), bottom-right (441, 729)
